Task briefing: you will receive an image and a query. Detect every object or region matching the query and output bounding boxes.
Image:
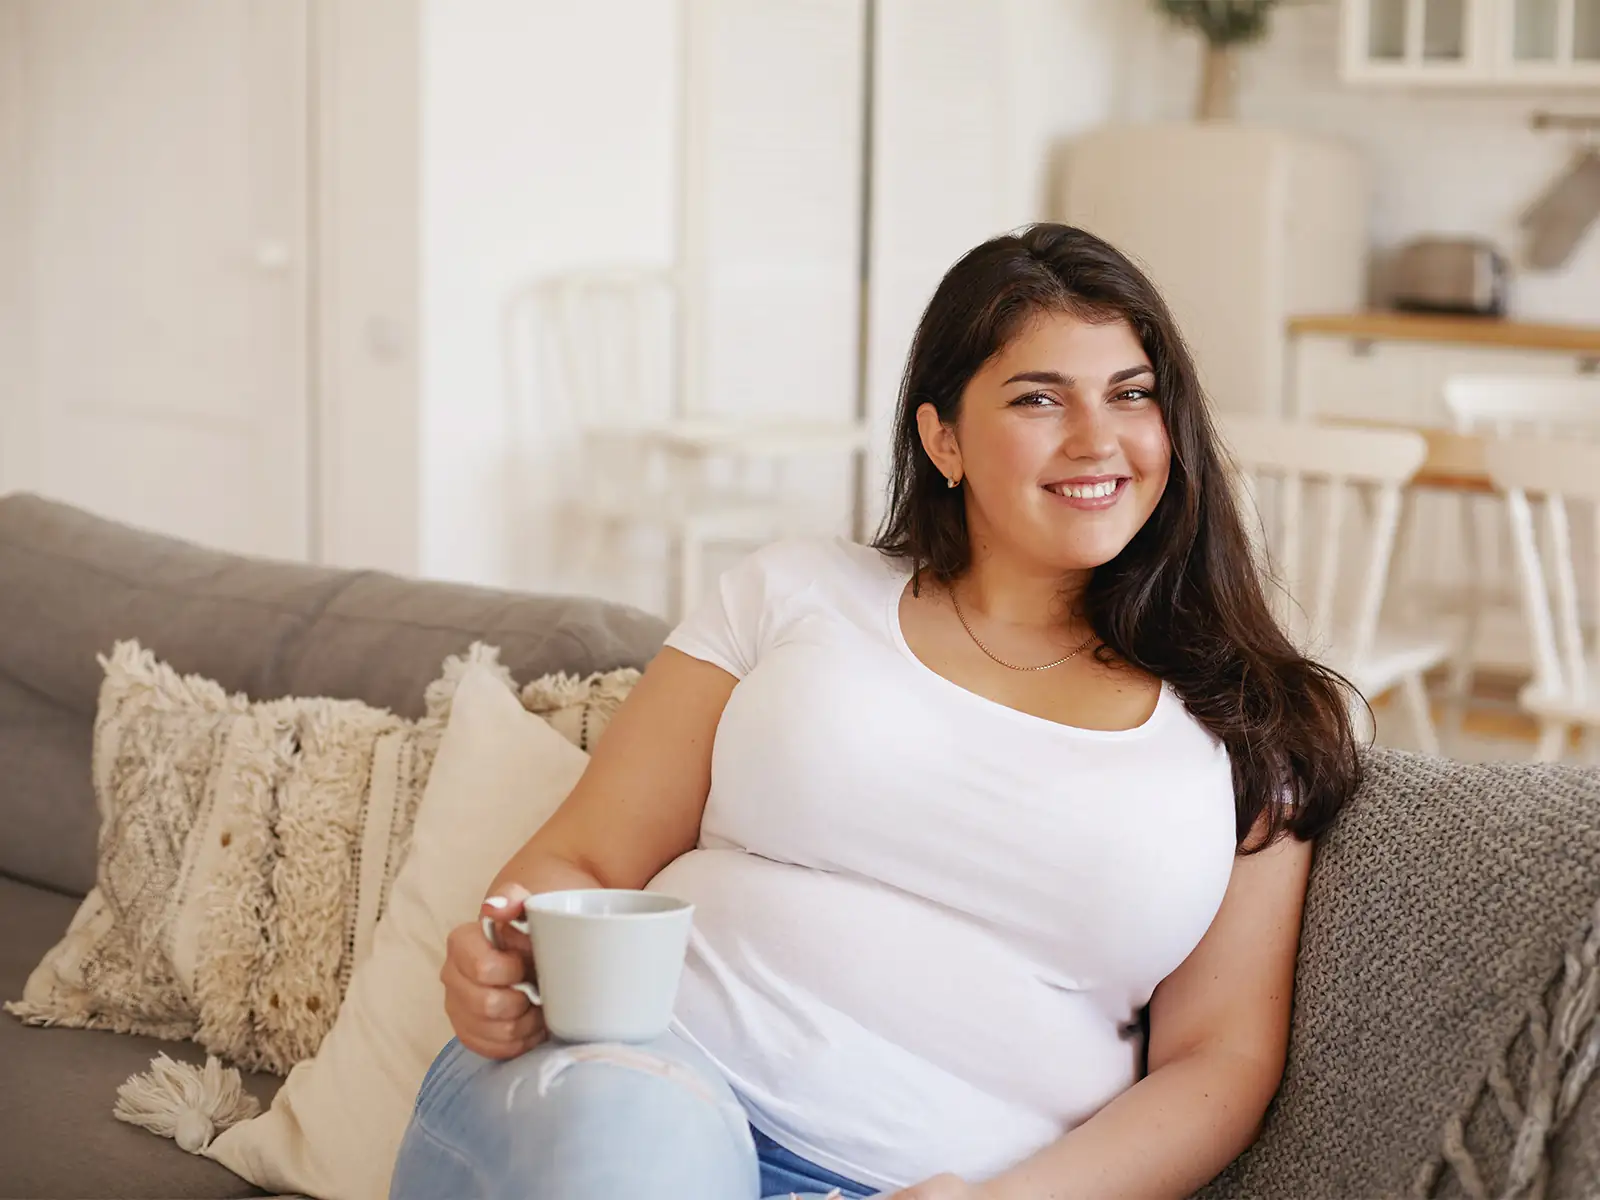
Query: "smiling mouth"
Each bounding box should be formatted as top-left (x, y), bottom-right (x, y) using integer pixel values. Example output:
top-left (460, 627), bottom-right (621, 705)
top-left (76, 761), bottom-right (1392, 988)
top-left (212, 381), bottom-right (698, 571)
top-left (1043, 477), bottom-right (1129, 502)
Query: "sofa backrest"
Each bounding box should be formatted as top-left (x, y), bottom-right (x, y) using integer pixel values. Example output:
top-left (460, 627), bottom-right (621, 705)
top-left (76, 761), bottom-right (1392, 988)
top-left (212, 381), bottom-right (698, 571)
top-left (0, 493), bottom-right (669, 896)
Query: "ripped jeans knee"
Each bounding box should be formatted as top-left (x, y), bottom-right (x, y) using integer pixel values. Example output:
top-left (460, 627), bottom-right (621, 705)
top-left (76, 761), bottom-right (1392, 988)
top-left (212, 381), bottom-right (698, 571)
top-left (390, 1035), bottom-right (759, 1200)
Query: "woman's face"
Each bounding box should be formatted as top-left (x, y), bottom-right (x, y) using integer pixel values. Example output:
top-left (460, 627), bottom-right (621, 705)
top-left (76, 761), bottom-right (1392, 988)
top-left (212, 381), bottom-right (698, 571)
top-left (918, 310), bottom-right (1172, 575)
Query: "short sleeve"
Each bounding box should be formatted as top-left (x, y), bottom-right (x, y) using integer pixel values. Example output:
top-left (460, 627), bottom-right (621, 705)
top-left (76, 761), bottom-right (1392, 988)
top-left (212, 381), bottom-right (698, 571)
top-left (662, 543), bottom-right (782, 679)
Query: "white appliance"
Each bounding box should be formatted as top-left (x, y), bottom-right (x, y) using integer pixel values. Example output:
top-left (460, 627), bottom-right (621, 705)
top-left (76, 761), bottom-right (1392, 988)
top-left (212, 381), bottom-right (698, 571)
top-left (1053, 123), bottom-right (1369, 417)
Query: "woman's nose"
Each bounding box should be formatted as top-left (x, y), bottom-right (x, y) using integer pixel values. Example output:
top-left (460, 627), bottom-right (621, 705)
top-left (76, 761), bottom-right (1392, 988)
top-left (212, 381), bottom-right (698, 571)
top-left (1062, 407), bottom-right (1117, 460)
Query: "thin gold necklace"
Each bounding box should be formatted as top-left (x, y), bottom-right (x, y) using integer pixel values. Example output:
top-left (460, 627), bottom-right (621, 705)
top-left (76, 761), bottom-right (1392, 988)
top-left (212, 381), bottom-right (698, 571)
top-left (947, 583), bottom-right (1097, 672)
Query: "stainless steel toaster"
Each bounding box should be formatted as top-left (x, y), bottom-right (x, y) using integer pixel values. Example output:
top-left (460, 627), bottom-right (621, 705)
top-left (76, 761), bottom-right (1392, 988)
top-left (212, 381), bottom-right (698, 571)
top-left (1390, 236), bottom-right (1508, 317)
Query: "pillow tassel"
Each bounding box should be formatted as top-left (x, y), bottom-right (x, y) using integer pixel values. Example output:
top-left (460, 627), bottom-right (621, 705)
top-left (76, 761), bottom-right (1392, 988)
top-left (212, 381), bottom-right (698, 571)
top-left (114, 1052), bottom-right (260, 1153)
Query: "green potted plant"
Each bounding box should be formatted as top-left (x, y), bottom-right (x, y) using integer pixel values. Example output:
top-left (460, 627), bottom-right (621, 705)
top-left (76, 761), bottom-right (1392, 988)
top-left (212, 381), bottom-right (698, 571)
top-left (1154, 0), bottom-right (1284, 121)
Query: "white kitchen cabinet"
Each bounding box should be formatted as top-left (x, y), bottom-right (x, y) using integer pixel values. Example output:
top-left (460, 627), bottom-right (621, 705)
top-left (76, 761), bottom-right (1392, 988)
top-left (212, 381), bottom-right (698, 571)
top-left (1289, 315), bottom-right (1600, 423)
top-left (1498, 0), bottom-right (1600, 82)
top-left (1290, 326), bottom-right (1600, 423)
top-left (1342, 0), bottom-right (1483, 83)
top-left (1341, 0), bottom-right (1600, 85)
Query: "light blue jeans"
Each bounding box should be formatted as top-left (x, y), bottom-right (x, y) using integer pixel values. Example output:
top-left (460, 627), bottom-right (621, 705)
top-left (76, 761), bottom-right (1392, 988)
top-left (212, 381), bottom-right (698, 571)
top-left (390, 1035), bottom-right (880, 1200)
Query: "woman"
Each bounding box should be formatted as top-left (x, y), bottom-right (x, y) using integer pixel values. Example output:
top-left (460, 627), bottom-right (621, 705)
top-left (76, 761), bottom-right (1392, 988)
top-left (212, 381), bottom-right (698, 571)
top-left (391, 223), bottom-right (1362, 1200)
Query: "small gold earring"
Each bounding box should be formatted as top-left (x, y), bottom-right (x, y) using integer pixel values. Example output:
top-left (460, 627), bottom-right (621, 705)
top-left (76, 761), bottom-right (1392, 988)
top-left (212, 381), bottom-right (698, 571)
top-left (946, 475), bottom-right (960, 489)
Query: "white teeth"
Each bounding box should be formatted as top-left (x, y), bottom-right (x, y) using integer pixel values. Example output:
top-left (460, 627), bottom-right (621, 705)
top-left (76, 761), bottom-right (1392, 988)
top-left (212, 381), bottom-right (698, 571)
top-left (1050, 480), bottom-right (1118, 499)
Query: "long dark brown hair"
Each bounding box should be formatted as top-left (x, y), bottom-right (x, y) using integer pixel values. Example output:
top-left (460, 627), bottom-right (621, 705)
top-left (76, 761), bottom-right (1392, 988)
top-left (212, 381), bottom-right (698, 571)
top-left (874, 223), bottom-right (1362, 849)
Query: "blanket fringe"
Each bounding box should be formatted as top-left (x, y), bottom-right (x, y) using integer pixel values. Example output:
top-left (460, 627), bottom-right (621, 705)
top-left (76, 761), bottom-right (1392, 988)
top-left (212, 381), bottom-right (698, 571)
top-left (113, 1053), bottom-right (259, 1153)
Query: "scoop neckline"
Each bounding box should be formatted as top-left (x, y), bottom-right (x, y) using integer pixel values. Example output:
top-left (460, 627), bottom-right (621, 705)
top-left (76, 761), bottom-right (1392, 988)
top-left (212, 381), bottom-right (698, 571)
top-left (882, 562), bottom-right (1172, 741)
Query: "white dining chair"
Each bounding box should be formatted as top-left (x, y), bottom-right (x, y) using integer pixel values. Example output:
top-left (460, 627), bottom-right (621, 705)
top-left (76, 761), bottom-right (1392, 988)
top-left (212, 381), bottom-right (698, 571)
top-left (1483, 435), bottom-right (1600, 761)
top-left (1440, 376), bottom-right (1600, 708)
top-left (1219, 414), bottom-right (1449, 755)
top-left (521, 268), bottom-right (868, 620)
top-left (1444, 375), bottom-right (1600, 437)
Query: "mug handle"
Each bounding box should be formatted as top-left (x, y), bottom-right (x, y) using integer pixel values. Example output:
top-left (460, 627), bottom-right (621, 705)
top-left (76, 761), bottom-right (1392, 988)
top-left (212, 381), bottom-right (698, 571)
top-left (480, 915), bottom-right (542, 1006)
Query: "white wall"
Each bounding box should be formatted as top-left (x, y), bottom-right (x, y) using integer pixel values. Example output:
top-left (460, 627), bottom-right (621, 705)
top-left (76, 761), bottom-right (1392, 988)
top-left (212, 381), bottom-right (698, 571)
top-left (1112, 3), bottom-right (1600, 324)
top-left (420, 0), bottom-right (679, 589)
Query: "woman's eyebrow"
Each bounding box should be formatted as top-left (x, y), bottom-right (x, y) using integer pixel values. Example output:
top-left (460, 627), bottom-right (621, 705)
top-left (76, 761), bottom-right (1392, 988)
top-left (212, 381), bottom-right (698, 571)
top-left (1002, 365), bottom-right (1153, 387)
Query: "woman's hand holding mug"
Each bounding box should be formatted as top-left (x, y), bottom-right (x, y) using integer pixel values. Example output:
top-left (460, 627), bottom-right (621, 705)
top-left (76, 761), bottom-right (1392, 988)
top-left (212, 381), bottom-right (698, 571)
top-left (444, 883), bottom-right (694, 1057)
top-left (441, 883), bottom-right (547, 1060)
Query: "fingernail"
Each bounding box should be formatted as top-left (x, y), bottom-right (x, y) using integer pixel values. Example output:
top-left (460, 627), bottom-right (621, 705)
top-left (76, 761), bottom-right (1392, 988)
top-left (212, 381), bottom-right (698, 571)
top-left (485, 896), bottom-right (509, 909)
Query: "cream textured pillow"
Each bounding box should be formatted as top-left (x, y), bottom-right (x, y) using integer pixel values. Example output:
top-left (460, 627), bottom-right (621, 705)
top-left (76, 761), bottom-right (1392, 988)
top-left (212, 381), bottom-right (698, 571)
top-left (204, 662), bottom-right (593, 1199)
top-left (521, 666), bottom-right (640, 752)
top-left (8, 644), bottom-right (285, 1044)
top-left (6, 640), bottom-right (486, 1074)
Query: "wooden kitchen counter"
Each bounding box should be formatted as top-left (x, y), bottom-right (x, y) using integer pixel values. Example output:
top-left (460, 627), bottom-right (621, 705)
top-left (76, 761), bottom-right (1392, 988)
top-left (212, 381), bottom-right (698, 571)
top-left (1289, 311), bottom-right (1600, 355)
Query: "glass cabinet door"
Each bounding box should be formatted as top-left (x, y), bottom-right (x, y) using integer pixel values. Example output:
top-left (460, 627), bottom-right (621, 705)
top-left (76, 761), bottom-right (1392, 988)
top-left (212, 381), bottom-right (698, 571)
top-left (1510, 0), bottom-right (1600, 66)
top-left (1364, 0), bottom-right (1471, 63)
top-left (1513, 0), bottom-right (1561, 60)
top-left (1576, 0), bottom-right (1600, 61)
top-left (1367, 0), bottom-right (1408, 58)
top-left (1422, 0), bottom-right (1469, 59)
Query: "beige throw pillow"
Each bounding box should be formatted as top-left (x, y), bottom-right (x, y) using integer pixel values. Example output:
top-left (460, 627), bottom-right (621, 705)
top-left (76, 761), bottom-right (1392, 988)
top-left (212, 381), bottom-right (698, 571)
top-left (7, 640), bottom-right (491, 1074)
top-left (205, 662), bottom-right (593, 1199)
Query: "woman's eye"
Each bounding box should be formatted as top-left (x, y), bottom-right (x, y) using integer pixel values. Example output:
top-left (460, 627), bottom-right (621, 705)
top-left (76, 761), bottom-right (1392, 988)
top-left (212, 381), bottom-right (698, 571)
top-left (1114, 387), bottom-right (1153, 404)
top-left (1009, 392), bottom-right (1056, 409)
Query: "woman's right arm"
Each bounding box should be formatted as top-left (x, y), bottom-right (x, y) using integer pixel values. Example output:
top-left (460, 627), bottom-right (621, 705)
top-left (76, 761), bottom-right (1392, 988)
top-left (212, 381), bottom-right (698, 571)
top-left (441, 646), bottom-right (738, 1058)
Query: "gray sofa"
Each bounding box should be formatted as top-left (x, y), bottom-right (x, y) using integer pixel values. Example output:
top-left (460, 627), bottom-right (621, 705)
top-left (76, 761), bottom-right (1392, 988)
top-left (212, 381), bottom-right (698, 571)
top-left (2, 493), bottom-right (1596, 1200)
top-left (0, 494), bottom-right (668, 1199)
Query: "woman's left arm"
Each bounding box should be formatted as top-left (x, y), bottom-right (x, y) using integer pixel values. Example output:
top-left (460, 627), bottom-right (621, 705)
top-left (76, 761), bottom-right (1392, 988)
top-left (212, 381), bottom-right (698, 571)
top-left (891, 825), bottom-right (1312, 1200)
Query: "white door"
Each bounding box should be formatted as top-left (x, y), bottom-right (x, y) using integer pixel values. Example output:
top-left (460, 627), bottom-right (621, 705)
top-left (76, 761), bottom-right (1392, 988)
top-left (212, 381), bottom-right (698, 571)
top-left (0, 0), bottom-right (311, 561)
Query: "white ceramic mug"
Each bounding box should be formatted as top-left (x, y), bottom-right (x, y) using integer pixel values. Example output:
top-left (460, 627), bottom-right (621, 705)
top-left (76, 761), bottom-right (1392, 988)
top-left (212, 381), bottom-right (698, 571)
top-left (480, 888), bottom-right (694, 1044)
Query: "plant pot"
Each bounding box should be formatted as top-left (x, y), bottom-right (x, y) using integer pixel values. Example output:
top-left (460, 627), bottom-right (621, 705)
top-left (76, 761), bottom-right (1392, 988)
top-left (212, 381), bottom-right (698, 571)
top-left (1196, 42), bottom-right (1239, 121)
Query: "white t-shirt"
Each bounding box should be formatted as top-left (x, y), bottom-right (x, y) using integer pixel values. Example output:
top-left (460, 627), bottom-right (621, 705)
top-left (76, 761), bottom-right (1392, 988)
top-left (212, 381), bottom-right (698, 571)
top-left (651, 536), bottom-right (1238, 1192)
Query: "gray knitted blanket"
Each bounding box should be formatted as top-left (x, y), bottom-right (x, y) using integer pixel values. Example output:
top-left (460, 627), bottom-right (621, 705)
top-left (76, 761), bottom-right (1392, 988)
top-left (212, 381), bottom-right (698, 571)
top-left (1198, 748), bottom-right (1600, 1200)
